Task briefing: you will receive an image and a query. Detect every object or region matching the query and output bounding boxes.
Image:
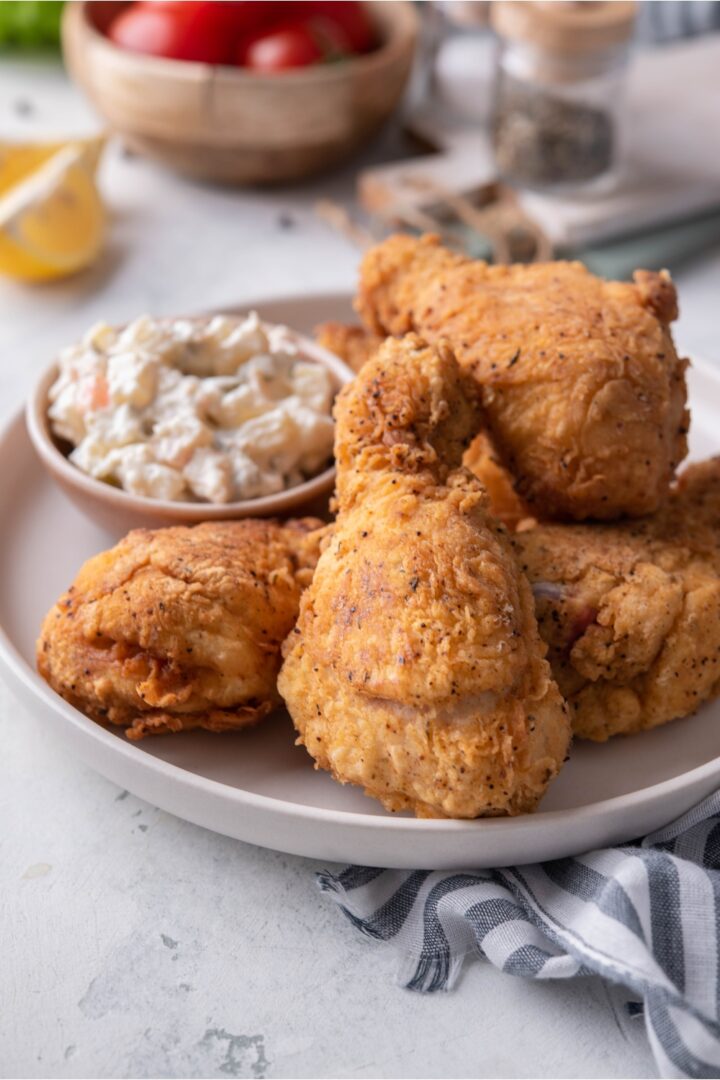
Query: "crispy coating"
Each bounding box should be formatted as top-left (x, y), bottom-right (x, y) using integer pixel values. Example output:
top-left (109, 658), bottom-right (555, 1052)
top-left (356, 233), bottom-right (689, 521)
top-left (463, 431), bottom-right (534, 531)
top-left (38, 519), bottom-right (323, 739)
top-left (278, 334), bottom-right (570, 818)
top-left (316, 321), bottom-right (383, 373)
top-left (513, 459), bottom-right (720, 740)
top-left (316, 319), bottom-right (533, 530)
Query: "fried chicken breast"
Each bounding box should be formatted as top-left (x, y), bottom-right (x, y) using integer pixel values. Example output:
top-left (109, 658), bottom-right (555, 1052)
top-left (356, 234), bottom-right (689, 521)
top-left (513, 459), bottom-right (720, 740)
top-left (38, 518), bottom-right (323, 739)
top-left (278, 335), bottom-right (571, 818)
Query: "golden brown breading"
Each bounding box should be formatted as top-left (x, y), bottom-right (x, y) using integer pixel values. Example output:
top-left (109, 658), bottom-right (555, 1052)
top-left (278, 334), bottom-right (571, 818)
top-left (38, 519), bottom-right (323, 739)
top-left (316, 319), bottom-right (533, 530)
top-left (356, 233), bottom-right (689, 521)
top-left (315, 321), bottom-right (383, 373)
top-left (463, 431), bottom-right (534, 531)
top-left (513, 459), bottom-right (720, 741)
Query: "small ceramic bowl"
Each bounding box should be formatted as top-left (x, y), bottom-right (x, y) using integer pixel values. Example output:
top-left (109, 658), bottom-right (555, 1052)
top-left (26, 321), bottom-right (353, 534)
top-left (61, 1), bottom-right (418, 185)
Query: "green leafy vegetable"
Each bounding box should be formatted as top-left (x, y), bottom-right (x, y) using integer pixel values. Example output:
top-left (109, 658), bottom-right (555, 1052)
top-left (0, 1), bottom-right (64, 49)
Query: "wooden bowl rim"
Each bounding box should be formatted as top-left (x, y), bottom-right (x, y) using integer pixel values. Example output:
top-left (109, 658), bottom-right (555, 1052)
top-left (27, 315), bottom-right (354, 524)
top-left (66, 0), bottom-right (418, 86)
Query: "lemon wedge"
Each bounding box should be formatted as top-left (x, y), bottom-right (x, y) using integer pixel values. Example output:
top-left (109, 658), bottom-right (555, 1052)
top-left (0, 138), bottom-right (106, 282)
top-left (0, 134), bottom-right (105, 196)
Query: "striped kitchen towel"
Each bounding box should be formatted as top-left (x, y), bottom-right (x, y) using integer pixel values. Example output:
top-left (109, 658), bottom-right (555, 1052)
top-left (318, 791), bottom-right (720, 1080)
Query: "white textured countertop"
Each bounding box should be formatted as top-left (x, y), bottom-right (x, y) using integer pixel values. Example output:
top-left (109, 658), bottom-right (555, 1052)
top-left (2, 58), bottom-right (718, 1080)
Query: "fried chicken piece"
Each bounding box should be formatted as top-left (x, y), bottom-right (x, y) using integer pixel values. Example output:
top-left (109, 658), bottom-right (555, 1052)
top-left (464, 431), bottom-right (534, 531)
top-left (38, 519), bottom-right (323, 740)
top-left (316, 321), bottom-right (383, 373)
top-left (513, 459), bottom-right (720, 740)
top-left (316, 319), bottom-right (533, 530)
top-left (278, 334), bottom-right (571, 818)
top-left (357, 233), bottom-right (689, 521)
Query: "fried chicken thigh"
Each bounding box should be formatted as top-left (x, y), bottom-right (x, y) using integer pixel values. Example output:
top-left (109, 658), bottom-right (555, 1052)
top-left (357, 234), bottom-right (689, 521)
top-left (38, 519), bottom-right (323, 739)
top-left (513, 459), bottom-right (720, 740)
top-left (278, 335), bottom-right (570, 817)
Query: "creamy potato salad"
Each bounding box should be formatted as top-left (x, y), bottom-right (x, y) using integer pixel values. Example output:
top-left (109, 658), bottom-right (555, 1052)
top-left (48, 313), bottom-right (336, 503)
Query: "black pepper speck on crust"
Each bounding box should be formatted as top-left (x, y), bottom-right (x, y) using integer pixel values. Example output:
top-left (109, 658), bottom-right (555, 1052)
top-left (513, 457), bottom-right (720, 740)
top-left (356, 233), bottom-right (688, 521)
top-left (279, 334), bottom-right (570, 819)
top-left (37, 518), bottom-right (325, 739)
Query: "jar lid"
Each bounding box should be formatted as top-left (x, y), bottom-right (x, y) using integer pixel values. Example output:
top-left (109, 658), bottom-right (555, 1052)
top-left (490, 1), bottom-right (637, 53)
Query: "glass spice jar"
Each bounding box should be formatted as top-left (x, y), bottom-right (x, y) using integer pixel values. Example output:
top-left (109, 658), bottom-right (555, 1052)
top-left (490, 1), bottom-right (637, 193)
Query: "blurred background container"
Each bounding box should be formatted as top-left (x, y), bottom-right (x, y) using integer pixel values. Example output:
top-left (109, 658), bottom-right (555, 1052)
top-left (490, 1), bottom-right (636, 193)
top-left (61, 1), bottom-right (418, 184)
top-left (1, 0), bottom-right (719, 285)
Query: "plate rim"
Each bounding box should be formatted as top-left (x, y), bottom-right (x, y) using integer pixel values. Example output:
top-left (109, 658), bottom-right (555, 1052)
top-left (3, 291), bottom-right (720, 842)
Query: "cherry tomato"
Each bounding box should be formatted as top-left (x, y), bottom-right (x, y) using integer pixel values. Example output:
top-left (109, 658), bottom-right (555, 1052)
top-left (108, 1), bottom-right (376, 66)
top-left (108, 2), bottom-right (274, 64)
top-left (237, 20), bottom-right (324, 71)
top-left (136, 1), bottom-right (277, 38)
top-left (108, 6), bottom-right (193, 59)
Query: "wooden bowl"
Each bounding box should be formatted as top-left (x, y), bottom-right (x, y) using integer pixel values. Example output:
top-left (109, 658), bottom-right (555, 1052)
top-left (26, 318), bottom-right (353, 534)
top-left (61, 1), bottom-right (418, 185)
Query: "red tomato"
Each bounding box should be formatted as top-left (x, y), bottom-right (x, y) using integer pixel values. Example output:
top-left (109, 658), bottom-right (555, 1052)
top-left (108, 1), bottom-right (375, 66)
top-left (237, 20), bottom-right (324, 70)
top-left (108, 2), bottom-right (276, 64)
top-left (136, 1), bottom-right (277, 37)
top-left (108, 6), bottom-right (192, 59)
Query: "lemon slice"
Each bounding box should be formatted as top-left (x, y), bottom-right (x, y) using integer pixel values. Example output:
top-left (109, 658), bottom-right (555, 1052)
top-left (0, 139), bottom-right (106, 282)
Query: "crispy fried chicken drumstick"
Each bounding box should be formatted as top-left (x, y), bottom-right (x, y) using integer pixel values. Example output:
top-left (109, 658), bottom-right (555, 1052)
top-left (513, 459), bottom-right (720, 740)
top-left (38, 519), bottom-right (323, 739)
top-left (356, 234), bottom-right (688, 521)
top-left (316, 319), bottom-right (533, 530)
top-left (278, 334), bottom-right (570, 817)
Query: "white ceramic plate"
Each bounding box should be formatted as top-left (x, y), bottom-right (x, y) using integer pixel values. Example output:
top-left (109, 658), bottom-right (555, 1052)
top-left (2, 293), bottom-right (719, 870)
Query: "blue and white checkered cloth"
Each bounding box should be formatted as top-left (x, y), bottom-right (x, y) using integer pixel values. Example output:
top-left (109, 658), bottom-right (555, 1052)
top-left (318, 791), bottom-right (720, 1079)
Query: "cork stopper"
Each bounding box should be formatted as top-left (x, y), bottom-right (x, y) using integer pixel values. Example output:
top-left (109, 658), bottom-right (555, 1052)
top-left (491, 1), bottom-right (637, 54)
